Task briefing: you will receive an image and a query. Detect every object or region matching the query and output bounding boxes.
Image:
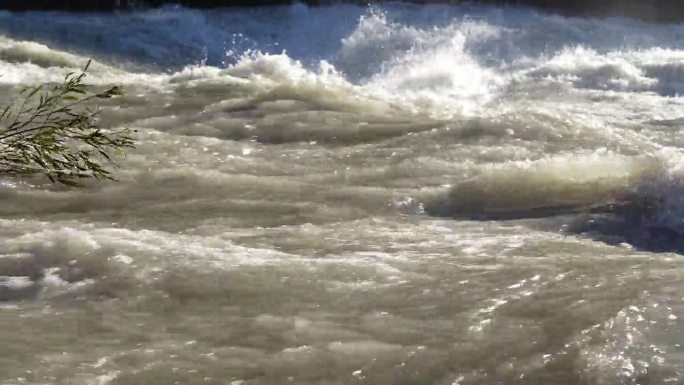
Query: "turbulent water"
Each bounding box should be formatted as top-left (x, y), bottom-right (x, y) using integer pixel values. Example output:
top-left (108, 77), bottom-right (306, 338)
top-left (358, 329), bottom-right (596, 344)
top-left (1, 3), bottom-right (684, 384)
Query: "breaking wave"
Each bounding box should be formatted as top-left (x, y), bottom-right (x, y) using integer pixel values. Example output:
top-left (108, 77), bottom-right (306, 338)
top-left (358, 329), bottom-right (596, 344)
top-left (2, 4), bottom-right (684, 383)
top-left (0, 4), bottom-right (683, 230)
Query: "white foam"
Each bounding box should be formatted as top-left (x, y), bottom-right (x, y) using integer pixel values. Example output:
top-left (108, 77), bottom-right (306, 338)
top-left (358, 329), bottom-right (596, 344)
top-left (1, 6), bottom-right (683, 123)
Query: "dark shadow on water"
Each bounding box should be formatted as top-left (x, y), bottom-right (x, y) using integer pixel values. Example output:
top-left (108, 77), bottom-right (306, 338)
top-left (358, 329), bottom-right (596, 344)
top-left (427, 195), bottom-right (684, 254)
top-left (551, 211), bottom-right (684, 254)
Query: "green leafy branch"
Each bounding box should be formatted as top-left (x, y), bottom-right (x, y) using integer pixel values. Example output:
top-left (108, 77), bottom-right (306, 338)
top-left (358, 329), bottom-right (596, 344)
top-left (0, 60), bottom-right (134, 186)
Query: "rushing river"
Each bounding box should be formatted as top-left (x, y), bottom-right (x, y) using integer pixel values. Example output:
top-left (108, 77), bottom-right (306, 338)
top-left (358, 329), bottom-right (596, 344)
top-left (1, 3), bottom-right (684, 384)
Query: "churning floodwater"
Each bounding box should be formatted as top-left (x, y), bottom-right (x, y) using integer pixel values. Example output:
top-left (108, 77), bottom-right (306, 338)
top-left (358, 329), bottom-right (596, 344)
top-left (1, 3), bottom-right (684, 384)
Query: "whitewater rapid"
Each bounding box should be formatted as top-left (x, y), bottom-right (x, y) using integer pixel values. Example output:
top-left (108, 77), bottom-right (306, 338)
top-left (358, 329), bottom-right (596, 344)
top-left (1, 4), bottom-right (684, 384)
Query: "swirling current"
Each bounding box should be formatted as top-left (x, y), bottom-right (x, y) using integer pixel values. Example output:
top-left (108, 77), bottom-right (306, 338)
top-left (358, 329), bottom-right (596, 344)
top-left (1, 4), bottom-right (684, 384)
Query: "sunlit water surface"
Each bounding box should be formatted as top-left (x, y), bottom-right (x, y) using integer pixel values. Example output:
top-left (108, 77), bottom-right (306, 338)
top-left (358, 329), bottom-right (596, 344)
top-left (1, 4), bottom-right (684, 384)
